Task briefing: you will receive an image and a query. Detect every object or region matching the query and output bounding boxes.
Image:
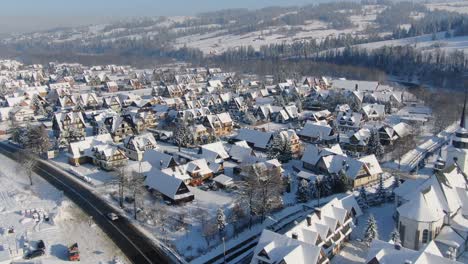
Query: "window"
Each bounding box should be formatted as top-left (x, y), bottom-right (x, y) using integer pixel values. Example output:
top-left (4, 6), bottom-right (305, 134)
top-left (422, 229), bottom-right (429, 244)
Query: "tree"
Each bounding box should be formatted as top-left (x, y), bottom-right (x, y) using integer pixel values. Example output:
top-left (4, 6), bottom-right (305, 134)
top-left (24, 125), bottom-right (52, 155)
top-left (367, 129), bottom-right (384, 160)
top-left (216, 208), bottom-right (227, 237)
top-left (364, 214), bottom-right (378, 246)
top-left (116, 165), bottom-right (129, 208)
top-left (357, 186), bottom-right (369, 210)
top-left (129, 169), bottom-right (146, 220)
top-left (376, 175), bottom-right (386, 204)
top-left (174, 122), bottom-right (193, 152)
top-left (390, 228), bottom-right (401, 244)
top-left (267, 134), bottom-right (293, 163)
top-left (241, 163), bottom-right (284, 225)
top-left (296, 179), bottom-right (310, 203)
top-left (16, 150), bottom-right (37, 186)
top-left (230, 202), bottom-right (247, 235)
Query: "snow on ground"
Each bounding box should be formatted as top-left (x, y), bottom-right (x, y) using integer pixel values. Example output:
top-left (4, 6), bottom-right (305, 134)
top-left (355, 32), bottom-right (468, 54)
top-left (0, 154), bottom-right (127, 263)
top-left (426, 1), bottom-right (468, 14)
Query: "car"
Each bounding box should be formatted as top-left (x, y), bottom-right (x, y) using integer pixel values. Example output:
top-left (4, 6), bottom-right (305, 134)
top-left (25, 249), bottom-right (45, 259)
top-left (37, 240), bottom-right (46, 250)
top-left (107, 212), bottom-right (119, 221)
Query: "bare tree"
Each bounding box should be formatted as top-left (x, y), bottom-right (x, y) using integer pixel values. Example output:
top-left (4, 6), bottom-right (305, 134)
top-left (129, 170), bottom-right (146, 220)
top-left (16, 150), bottom-right (37, 186)
top-left (116, 165), bottom-right (129, 208)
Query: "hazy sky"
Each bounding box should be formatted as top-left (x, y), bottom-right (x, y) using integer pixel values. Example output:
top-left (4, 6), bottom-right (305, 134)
top-left (0, 0), bottom-right (327, 34)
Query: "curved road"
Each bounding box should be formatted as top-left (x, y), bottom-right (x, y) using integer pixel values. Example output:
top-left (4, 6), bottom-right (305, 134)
top-left (0, 142), bottom-right (176, 264)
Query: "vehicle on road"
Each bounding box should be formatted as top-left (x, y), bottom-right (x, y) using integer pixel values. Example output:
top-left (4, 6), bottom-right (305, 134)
top-left (107, 212), bottom-right (119, 221)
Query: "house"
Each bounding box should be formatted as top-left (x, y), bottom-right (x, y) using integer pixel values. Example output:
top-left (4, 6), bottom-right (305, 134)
top-left (301, 144), bottom-right (382, 188)
top-left (52, 111), bottom-right (86, 143)
top-left (366, 239), bottom-right (463, 264)
top-left (199, 142), bottom-right (229, 163)
top-left (103, 96), bottom-right (122, 112)
top-left (203, 112), bottom-right (233, 136)
top-left (144, 168), bottom-right (194, 204)
top-left (336, 110), bottom-right (363, 131)
top-left (251, 195), bottom-right (362, 264)
top-left (120, 133), bottom-right (158, 161)
top-left (104, 115), bottom-right (135, 142)
top-left (362, 103), bottom-right (385, 120)
top-left (278, 129), bottom-right (302, 156)
top-left (236, 128), bottom-right (273, 151)
top-left (8, 106), bottom-right (34, 122)
top-left (379, 122), bottom-right (411, 145)
top-left (68, 134), bottom-right (114, 166)
top-left (91, 144), bottom-right (128, 171)
top-left (213, 174), bottom-right (233, 188)
top-left (298, 121), bottom-right (336, 144)
top-left (183, 159), bottom-right (214, 185)
top-left (143, 149), bottom-right (178, 170)
top-left (250, 230), bottom-right (327, 264)
top-left (104, 81), bottom-right (119, 92)
top-left (340, 128), bottom-right (371, 152)
top-left (229, 141), bottom-right (256, 163)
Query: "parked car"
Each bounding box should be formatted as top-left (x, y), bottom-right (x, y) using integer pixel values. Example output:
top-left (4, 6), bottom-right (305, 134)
top-left (25, 249), bottom-right (45, 259)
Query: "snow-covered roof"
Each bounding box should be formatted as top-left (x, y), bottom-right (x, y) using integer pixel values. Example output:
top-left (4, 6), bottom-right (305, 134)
top-left (212, 174), bottom-right (233, 186)
top-left (144, 168), bottom-right (192, 200)
top-left (298, 121), bottom-right (333, 139)
top-left (200, 142), bottom-right (229, 162)
top-left (143, 149), bottom-right (176, 169)
top-left (236, 128), bottom-right (273, 149)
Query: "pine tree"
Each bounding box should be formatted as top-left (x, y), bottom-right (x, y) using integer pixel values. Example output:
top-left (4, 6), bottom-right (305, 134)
top-left (296, 179), bottom-right (310, 203)
top-left (174, 122), bottom-right (193, 152)
top-left (267, 135), bottom-right (283, 160)
top-left (376, 175), bottom-right (386, 204)
top-left (278, 139), bottom-right (293, 163)
top-left (367, 129), bottom-right (384, 160)
top-left (357, 186), bottom-right (369, 210)
top-left (390, 228), bottom-right (401, 244)
top-left (364, 214), bottom-right (378, 246)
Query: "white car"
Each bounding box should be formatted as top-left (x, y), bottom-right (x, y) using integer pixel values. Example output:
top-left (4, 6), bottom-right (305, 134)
top-left (107, 213), bottom-right (119, 221)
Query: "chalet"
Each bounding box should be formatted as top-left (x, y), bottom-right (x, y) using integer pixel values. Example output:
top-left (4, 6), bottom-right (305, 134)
top-left (120, 133), bottom-right (158, 161)
top-left (163, 85), bottom-right (184, 98)
top-left (8, 106), bottom-right (34, 122)
top-left (104, 81), bottom-right (119, 92)
top-left (336, 110), bottom-right (363, 131)
top-left (144, 168), bottom-right (194, 204)
top-left (91, 144), bottom-right (128, 170)
top-left (228, 141), bottom-right (256, 163)
top-left (196, 142), bottom-right (226, 163)
top-left (340, 128), bottom-right (371, 152)
top-left (183, 159), bottom-right (214, 185)
top-left (104, 116), bottom-right (135, 142)
top-left (378, 122), bottom-right (411, 145)
top-left (78, 93), bottom-right (100, 109)
top-left (362, 103), bottom-right (385, 121)
top-left (298, 121), bottom-right (336, 144)
top-left (236, 128), bottom-right (273, 151)
top-left (143, 149), bottom-right (178, 170)
top-left (278, 130), bottom-right (302, 156)
top-left (56, 95), bottom-right (77, 109)
top-left (229, 97), bottom-right (247, 115)
top-left (68, 134), bottom-right (114, 166)
top-left (203, 112), bottom-right (233, 137)
top-left (52, 111), bottom-right (86, 143)
top-left (103, 96), bottom-right (122, 112)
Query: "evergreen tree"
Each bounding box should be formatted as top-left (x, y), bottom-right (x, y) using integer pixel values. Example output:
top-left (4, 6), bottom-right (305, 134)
top-left (367, 129), bottom-right (384, 160)
top-left (296, 179), bottom-right (310, 203)
top-left (278, 139), bottom-right (293, 163)
top-left (174, 122), bottom-right (193, 152)
top-left (390, 228), bottom-right (401, 244)
top-left (267, 134), bottom-right (293, 163)
top-left (364, 214), bottom-right (378, 246)
top-left (357, 186), bottom-right (369, 210)
top-left (376, 175), bottom-right (386, 204)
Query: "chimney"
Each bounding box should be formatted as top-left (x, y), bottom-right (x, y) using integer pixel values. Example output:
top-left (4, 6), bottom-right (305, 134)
top-left (306, 216), bottom-right (312, 226)
top-left (291, 233), bottom-right (298, 240)
top-left (160, 160), bottom-right (164, 169)
top-left (355, 84), bottom-right (359, 91)
top-left (404, 261), bottom-right (412, 264)
top-left (314, 208), bottom-right (322, 219)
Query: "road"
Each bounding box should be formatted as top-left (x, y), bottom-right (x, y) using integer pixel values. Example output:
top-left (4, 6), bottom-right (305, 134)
top-left (0, 142), bottom-right (176, 264)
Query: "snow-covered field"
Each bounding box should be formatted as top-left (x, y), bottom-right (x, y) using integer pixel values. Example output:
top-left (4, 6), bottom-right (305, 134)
top-left (426, 1), bottom-right (468, 14)
top-left (0, 154), bottom-right (127, 263)
top-left (355, 32), bottom-right (468, 54)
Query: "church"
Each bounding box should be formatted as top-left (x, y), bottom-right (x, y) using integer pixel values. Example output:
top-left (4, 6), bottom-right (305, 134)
top-left (392, 99), bottom-right (468, 259)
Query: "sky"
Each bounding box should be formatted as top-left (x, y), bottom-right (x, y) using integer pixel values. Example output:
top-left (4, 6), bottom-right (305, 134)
top-left (0, 0), bottom-right (330, 34)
